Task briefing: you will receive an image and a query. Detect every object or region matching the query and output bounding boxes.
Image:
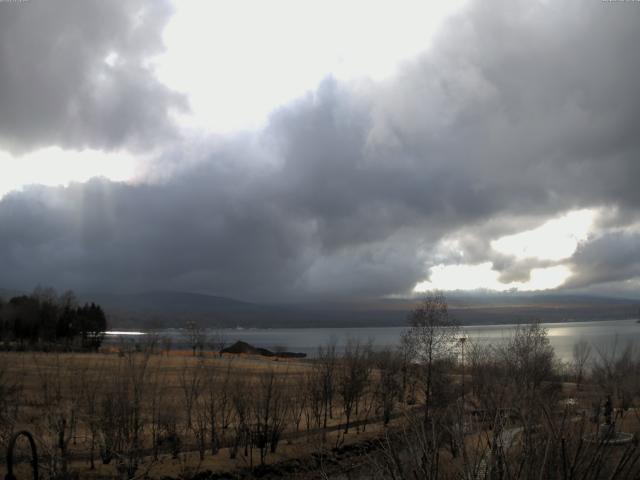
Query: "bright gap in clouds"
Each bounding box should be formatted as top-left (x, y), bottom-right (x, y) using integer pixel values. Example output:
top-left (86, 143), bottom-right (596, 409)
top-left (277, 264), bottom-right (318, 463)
top-left (1, 1), bottom-right (468, 199)
top-left (414, 263), bottom-right (572, 293)
top-left (491, 209), bottom-right (595, 261)
top-left (0, 148), bottom-right (137, 199)
top-left (155, 0), bottom-right (468, 133)
top-left (414, 209), bottom-right (597, 293)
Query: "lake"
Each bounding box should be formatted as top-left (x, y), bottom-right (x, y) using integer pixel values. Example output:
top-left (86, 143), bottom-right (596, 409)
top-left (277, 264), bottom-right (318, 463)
top-left (107, 318), bottom-right (640, 363)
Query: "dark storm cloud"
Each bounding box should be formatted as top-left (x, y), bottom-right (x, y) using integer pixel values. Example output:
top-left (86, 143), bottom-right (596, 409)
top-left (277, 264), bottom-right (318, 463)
top-left (0, 0), bottom-right (185, 154)
top-left (0, 176), bottom-right (312, 298)
top-left (1, 0), bottom-right (640, 300)
top-left (566, 230), bottom-right (640, 291)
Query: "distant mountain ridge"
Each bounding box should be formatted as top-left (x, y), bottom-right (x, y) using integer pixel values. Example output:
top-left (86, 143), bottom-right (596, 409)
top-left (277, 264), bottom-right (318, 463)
top-left (92, 290), bottom-right (254, 312)
top-left (2, 287), bottom-right (637, 329)
top-left (72, 290), bottom-right (640, 330)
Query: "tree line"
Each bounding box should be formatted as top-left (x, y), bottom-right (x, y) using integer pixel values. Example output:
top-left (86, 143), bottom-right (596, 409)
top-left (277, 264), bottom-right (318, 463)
top-left (0, 287), bottom-right (107, 350)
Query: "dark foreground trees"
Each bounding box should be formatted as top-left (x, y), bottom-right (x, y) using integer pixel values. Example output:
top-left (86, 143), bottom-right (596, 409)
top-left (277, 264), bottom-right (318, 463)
top-left (374, 319), bottom-right (640, 480)
top-left (0, 287), bottom-right (107, 350)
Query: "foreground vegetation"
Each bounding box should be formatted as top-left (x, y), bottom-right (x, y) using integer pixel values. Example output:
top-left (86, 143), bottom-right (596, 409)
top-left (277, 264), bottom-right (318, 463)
top-left (1, 292), bottom-right (640, 479)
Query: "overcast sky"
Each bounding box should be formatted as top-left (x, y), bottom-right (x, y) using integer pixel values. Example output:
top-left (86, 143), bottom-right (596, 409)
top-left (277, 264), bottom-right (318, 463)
top-left (1, 0), bottom-right (639, 302)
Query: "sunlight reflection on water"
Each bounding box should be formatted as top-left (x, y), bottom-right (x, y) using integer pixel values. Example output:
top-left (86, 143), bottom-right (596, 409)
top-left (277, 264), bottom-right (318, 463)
top-left (106, 319), bottom-right (640, 363)
top-left (105, 331), bottom-right (145, 336)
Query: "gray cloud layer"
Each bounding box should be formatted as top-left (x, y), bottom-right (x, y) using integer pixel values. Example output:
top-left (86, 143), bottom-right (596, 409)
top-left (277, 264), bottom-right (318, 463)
top-left (1, 0), bottom-right (640, 300)
top-left (0, 0), bottom-right (185, 154)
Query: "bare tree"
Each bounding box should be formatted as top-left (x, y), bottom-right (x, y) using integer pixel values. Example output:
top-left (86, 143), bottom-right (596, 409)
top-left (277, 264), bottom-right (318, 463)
top-left (230, 377), bottom-right (250, 460)
top-left (0, 355), bottom-right (21, 454)
top-left (371, 412), bottom-right (444, 479)
top-left (499, 322), bottom-right (559, 473)
top-left (78, 360), bottom-right (106, 470)
top-left (193, 394), bottom-right (209, 461)
top-left (499, 321), bottom-right (555, 395)
top-left (468, 341), bottom-right (511, 419)
top-left (592, 337), bottom-right (638, 425)
top-left (305, 367), bottom-right (324, 431)
top-left (338, 338), bottom-right (372, 433)
top-left (210, 326), bottom-right (227, 357)
top-left (398, 335), bottom-right (418, 405)
top-left (573, 337), bottom-right (592, 391)
top-left (142, 330), bottom-right (160, 355)
top-left (147, 360), bottom-right (168, 461)
top-left (161, 335), bottom-right (173, 355)
top-left (402, 291), bottom-right (459, 421)
top-left (289, 373), bottom-right (308, 433)
top-left (179, 358), bottom-right (204, 431)
top-left (98, 348), bottom-right (151, 479)
top-left (200, 359), bottom-right (227, 456)
top-left (217, 361), bottom-right (235, 449)
top-left (373, 348), bottom-right (402, 426)
top-left (317, 339), bottom-right (338, 430)
top-left (32, 353), bottom-right (80, 477)
top-left (185, 321), bottom-right (206, 356)
top-left (158, 404), bottom-right (182, 460)
top-left (250, 369), bottom-right (289, 464)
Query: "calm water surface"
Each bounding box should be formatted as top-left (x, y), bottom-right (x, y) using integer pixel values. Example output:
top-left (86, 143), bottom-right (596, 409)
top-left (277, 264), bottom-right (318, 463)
top-left (108, 319), bottom-right (640, 362)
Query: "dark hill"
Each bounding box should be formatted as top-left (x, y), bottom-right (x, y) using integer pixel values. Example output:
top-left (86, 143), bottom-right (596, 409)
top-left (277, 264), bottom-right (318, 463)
top-left (94, 290), bottom-right (254, 311)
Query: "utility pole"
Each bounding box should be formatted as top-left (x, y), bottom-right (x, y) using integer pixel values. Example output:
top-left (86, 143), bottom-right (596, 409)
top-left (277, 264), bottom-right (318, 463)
top-left (459, 336), bottom-right (468, 473)
top-left (459, 336), bottom-right (467, 403)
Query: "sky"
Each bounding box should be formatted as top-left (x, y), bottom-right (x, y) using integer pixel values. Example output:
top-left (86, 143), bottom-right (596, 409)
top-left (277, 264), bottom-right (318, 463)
top-left (1, 0), bottom-right (640, 302)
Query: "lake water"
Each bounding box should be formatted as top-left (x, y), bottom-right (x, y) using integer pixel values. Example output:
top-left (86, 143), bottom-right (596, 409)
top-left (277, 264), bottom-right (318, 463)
top-left (107, 318), bottom-right (640, 363)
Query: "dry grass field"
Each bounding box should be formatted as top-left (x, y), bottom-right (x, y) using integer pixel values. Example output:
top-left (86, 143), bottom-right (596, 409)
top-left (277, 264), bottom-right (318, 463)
top-left (3, 323), bottom-right (640, 479)
top-left (0, 347), bottom-right (406, 479)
